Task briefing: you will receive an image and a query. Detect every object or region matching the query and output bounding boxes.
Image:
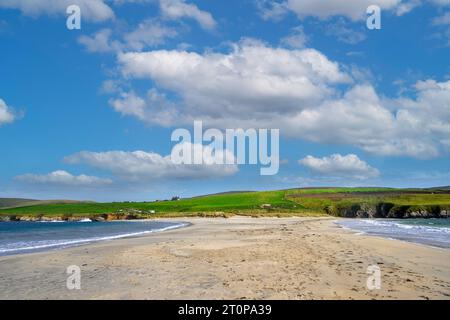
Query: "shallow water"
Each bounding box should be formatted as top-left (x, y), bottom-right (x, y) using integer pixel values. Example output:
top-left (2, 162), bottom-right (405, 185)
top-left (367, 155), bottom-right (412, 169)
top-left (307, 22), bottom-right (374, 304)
top-left (337, 218), bottom-right (450, 249)
top-left (0, 220), bottom-right (189, 256)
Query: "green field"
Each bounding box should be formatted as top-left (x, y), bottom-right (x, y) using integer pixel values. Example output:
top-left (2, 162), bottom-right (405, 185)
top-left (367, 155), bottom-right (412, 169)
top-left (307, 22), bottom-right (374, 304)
top-left (1, 187), bottom-right (450, 219)
top-left (0, 190), bottom-right (298, 218)
top-left (285, 188), bottom-right (450, 217)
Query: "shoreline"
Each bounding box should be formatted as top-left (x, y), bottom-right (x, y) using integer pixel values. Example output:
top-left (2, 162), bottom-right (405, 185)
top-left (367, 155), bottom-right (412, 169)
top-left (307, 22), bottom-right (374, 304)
top-left (0, 220), bottom-right (192, 257)
top-left (335, 220), bottom-right (450, 253)
top-left (3, 218), bottom-right (448, 257)
top-left (1, 217), bottom-right (449, 299)
top-left (2, 216), bottom-right (449, 256)
top-left (335, 219), bottom-right (450, 251)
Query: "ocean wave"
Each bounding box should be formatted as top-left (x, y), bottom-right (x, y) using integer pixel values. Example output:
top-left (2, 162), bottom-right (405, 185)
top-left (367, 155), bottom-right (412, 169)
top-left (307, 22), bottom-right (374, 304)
top-left (336, 219), bottom-right (450, 249)
top-left (350, 219), bottom-right (450, 233)
top-left (0, 222), bottom-right (189, 254)
top-left (36, 220), bottom-right (65, 223)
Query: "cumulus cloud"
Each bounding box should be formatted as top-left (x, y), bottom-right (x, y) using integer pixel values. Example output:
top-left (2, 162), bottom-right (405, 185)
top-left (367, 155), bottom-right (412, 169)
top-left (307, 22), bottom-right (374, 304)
top-left (0, 98), bottom-right (17, 126)
top-left (289, 82), bottom-right (450, 158)
top-left (64, 143), bottom-right (238, 181)
top-left (0, 0), bottom-right (114, 22)
top-left (159, 0), bottom-right (216, 30)
top-left (109, 41), bottom-right (450, 159)
top-left (0, 0), bottom-right (218, 27)
top-left (115, 40), bottom-right (351, 124)
top-left (109, 89), bottom-right (179, 126)
top-left (299, 154), bottom-right (380, 179)
top-left (15, 170), bottom-right (112, 187)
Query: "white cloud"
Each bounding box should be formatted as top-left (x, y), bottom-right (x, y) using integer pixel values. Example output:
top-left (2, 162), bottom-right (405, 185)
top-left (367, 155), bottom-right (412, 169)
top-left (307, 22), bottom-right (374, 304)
top-left (159, 0), bottom-right (216, 30)
top-left (396, 0), bottom-right (421, 16)
top-left (289, 82), bottom-right (450, 158)
top-left (324, 19), bottom-right (367, 44)
top-left (64, 143), bottom-right (238, 181)
top-left (78, 29), bottom-right (118, 53)
top-left (256, 0), bottom-right (289, 21)
top-left (433, 12), bottom-right (450, 25)
top-left (431, 0), bottom-right (450, 5)
top-left (123, 19), bottom-right (178, 50)
top-left (109, 89), bottom-right (179, 126)
top-left (0, 0), bottom-right (114, 22)
top-left (15, 170), bottom-right (112, 187)
top-left (115, 40), bottom-right (351, 125)
top-left (432, 11), bottom-right (450, 45)
top-left (268, 0), bottom-right (401, 21)
top-left (78, 21), bottom-right (177, 53)
top-left (0, 98), bottom-right (17, 126)
top-left (110, 41), bottom-right (450, 159)
top-left (258, 0), bottom-right (449, 21)
top-left (101, 79), bottom-right (124, 94)
top-left (280, 26), bottom-right (309, 48)
top-left (299, 154), bottom-right (380, 179)
top-left (111, 0), bottom-right (152, 4)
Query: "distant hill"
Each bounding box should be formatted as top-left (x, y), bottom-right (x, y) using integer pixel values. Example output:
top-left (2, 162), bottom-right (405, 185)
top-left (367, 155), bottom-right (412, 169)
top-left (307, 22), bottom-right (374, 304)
top-left (1, 187), bottom-right (449, 219)
top-left (0, 198), bottom-right (38, 209)
top-left (0, 198), bottom-right (94, 209)
top-left (428, 186), bottom-right (450, 191)
top-left (190, 191), bottom-right (255, 199)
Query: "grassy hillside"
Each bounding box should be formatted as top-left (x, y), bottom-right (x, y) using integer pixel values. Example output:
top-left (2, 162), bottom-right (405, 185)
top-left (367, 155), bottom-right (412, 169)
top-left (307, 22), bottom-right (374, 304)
top-left (285, 188), bottom-right (450, 217)
top-left (0, 198), bottom-right (37, 209)
top-left (1, 187), bottom-right (449, 219)
top-left (0, 191), bottom-right (299, 218)
top-left (0, 198), bottom-right (93, 209)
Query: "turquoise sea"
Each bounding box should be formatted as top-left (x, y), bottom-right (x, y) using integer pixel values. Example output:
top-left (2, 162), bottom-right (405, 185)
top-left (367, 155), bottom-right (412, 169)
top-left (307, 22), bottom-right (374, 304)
top-left (337, 218), bottom-right (450, 249)
top-left (0, 220), bottom-right (189, 256)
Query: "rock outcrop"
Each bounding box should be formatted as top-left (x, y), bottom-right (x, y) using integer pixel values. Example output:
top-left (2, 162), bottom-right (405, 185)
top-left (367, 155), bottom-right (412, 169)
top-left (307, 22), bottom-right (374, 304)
top-left (0, 212), bottom-right (140, 222)
top-left (329, 203), bottom-right (450, 219)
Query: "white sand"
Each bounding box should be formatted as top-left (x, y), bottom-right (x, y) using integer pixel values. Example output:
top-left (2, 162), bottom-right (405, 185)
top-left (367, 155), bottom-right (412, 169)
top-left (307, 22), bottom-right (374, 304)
top-left (0, 217), bottom-right (449, 299)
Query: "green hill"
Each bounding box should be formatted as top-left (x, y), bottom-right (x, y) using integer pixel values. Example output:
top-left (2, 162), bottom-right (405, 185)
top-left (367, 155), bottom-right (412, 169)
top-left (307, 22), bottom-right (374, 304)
top-left (1, 187), bottom-right (449, 219)
top-left (0, 198), bottom-right (94, 209)
top-left (0, 198), bottom-right (38, 209)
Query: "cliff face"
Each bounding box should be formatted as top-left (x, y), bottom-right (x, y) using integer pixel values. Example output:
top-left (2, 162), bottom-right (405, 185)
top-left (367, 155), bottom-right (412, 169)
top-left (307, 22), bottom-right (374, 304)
top-left (1, 204), bottom-right (449, 221)
top-left (327, 203), bottom-right (450, 219)
top-left (0, 213), bottom-right (140, 222)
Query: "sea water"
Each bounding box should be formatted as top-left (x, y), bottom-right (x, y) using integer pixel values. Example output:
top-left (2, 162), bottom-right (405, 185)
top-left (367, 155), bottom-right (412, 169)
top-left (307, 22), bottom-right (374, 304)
top-left (337, 218), bottom-right (450, 249)
top-left (0, 220), bottom-right (189, 256)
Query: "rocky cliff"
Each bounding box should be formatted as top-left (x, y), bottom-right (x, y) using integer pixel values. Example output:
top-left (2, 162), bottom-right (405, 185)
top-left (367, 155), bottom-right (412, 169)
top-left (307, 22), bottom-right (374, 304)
top-left (326, 203), bottom-right (450, 218)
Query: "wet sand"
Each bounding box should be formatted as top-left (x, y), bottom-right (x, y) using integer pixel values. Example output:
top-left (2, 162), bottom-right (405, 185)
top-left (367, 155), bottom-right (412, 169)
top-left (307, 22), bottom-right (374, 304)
top-left (0, 217), bottom-right (449, 300)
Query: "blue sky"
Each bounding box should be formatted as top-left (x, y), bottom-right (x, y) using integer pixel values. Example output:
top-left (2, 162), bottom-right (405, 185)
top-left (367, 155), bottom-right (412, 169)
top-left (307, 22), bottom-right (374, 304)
top-left (0, 0), bottom-right (449, 201)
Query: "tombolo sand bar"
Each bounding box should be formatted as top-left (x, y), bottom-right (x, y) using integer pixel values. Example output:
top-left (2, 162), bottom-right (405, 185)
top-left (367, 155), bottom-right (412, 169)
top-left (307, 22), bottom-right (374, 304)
top-left (0, 217), bottom-right (449, 300)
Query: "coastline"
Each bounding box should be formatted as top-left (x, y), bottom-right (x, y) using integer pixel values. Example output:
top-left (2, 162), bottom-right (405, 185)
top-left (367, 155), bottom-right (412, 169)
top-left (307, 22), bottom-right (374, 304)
top-left (0, 220), bottom-right (192, 256)
top-left (335, 218), bottom-right (450, 250)
top-left (0, 217), bottom-right (449, 300)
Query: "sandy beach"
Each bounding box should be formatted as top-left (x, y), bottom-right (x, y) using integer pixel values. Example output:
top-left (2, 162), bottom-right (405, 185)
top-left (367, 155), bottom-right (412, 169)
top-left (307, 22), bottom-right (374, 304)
top-left (0, 217), bottom-right (449, 300)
